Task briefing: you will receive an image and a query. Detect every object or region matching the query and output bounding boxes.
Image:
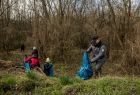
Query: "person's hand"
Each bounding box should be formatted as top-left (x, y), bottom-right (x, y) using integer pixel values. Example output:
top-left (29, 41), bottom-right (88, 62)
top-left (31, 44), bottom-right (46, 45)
top-left (91, 58), bottom-right (95, 63)
top-left (89, 61), bottom-right (92, 64)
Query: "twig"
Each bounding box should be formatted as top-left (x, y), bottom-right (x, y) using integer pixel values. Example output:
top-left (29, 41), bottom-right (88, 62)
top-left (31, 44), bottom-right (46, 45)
top-left (0, 0), bottom-right (18, 17)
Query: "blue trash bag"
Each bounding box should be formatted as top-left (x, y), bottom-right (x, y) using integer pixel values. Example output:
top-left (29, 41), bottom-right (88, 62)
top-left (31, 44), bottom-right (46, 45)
top-left (44, 63), bottom-right (54, 77)
top-left (24, 62), bottom-right (30, 72)
top-left (77, 52), bottom-right (93, 80)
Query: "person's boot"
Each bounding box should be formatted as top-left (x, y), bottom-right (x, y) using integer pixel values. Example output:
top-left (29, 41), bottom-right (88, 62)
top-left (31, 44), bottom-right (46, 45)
top-left (95, 70), bottom-right (99, 79)
top-left (98, 68), bottom-right (102, 78)
top-left (98, 71), bottom-right (101, 78)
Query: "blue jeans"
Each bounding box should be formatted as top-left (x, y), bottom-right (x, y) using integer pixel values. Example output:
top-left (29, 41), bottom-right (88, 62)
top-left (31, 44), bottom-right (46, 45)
top-left (24, 62), bottom-right (31, 72)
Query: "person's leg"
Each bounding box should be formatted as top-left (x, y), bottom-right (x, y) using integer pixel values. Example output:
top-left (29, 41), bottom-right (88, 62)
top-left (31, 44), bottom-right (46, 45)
top-left (31, 64), bottom-right (34, 69)
top-left (21, 48), bottom-right (22, 52)
top-left (98, 68), bottom-right (102, 77)
top-left (95, 62), bottom-right (104, 78)
top-left (22, 48), bottom-right (24, 52)
top-left (95, 69), bottom-right (99, 78)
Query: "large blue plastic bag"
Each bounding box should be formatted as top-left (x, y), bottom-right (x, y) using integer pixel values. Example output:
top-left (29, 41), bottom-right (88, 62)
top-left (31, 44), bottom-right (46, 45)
top-left (77, 52), bottom-right (93, 80)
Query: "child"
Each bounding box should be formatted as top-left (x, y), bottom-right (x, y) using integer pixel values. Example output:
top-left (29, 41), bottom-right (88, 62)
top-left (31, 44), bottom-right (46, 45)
top-left (43, 58), bottom-right (54, 76)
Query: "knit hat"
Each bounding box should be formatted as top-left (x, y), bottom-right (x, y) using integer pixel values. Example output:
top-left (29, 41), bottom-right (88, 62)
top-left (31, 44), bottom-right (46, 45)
top-left (45, 58), bottom-right (51, 63)
top-left (33, 46), bottom-right (37, 50)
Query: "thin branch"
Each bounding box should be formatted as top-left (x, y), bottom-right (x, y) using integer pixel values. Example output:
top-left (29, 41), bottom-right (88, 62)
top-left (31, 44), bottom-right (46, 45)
top-left (0, 0), bottom-right (18, 17)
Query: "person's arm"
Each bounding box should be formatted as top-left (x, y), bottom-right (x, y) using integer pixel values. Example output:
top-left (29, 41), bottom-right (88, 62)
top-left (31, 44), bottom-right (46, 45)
top-left (91, 45), bottom-right (106, 63)
top-left (86, 45), bottom-right (92, 53)
top-left (38, 58), bottom-right (40, 64)
top-left (25, 56), bottom-right (32, 62)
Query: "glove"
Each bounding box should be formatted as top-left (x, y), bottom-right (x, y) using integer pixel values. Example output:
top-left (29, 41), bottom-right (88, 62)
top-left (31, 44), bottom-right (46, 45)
top-left (91, 58), bottom-right (95, 63)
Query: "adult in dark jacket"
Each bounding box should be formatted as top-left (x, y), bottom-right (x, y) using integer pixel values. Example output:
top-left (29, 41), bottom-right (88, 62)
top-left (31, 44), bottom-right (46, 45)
top-left (86, 36), bottom-right (107, 77)
top-left (21, 44), bottom-right (25, 52)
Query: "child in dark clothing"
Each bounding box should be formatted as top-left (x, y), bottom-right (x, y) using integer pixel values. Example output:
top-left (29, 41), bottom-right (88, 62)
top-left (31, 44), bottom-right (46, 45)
top-left (43, 58), bottom-right (54, 76)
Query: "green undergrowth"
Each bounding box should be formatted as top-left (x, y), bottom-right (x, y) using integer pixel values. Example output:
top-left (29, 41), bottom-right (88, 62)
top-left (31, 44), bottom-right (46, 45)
top-left (0, 71), bottom-right (140, 95)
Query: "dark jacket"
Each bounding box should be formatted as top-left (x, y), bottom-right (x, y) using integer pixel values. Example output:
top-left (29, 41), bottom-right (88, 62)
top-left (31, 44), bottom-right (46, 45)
top-left (44, 62), bottom-right (53, 76)
top-left (32, 49), bottom-right (38, 58)
top-left (87, 43), bottom-right (107, 63)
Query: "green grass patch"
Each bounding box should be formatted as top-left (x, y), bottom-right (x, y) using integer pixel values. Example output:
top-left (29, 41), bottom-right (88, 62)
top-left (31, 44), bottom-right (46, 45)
top-left (62, 76), bottom-right (140, 95)
top-left (0, 73), bottom-right (140, 95)
top-left (59, 76), bottom-right (73, 85)
top-left (26, 70), bottom-right (37, 80)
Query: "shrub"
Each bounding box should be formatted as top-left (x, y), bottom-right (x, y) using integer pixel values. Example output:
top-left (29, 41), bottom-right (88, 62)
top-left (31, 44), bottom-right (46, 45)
top-left (0, 76), bottom-right (16, 93)
top-left (0, 84), bottom-right (4, 94)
